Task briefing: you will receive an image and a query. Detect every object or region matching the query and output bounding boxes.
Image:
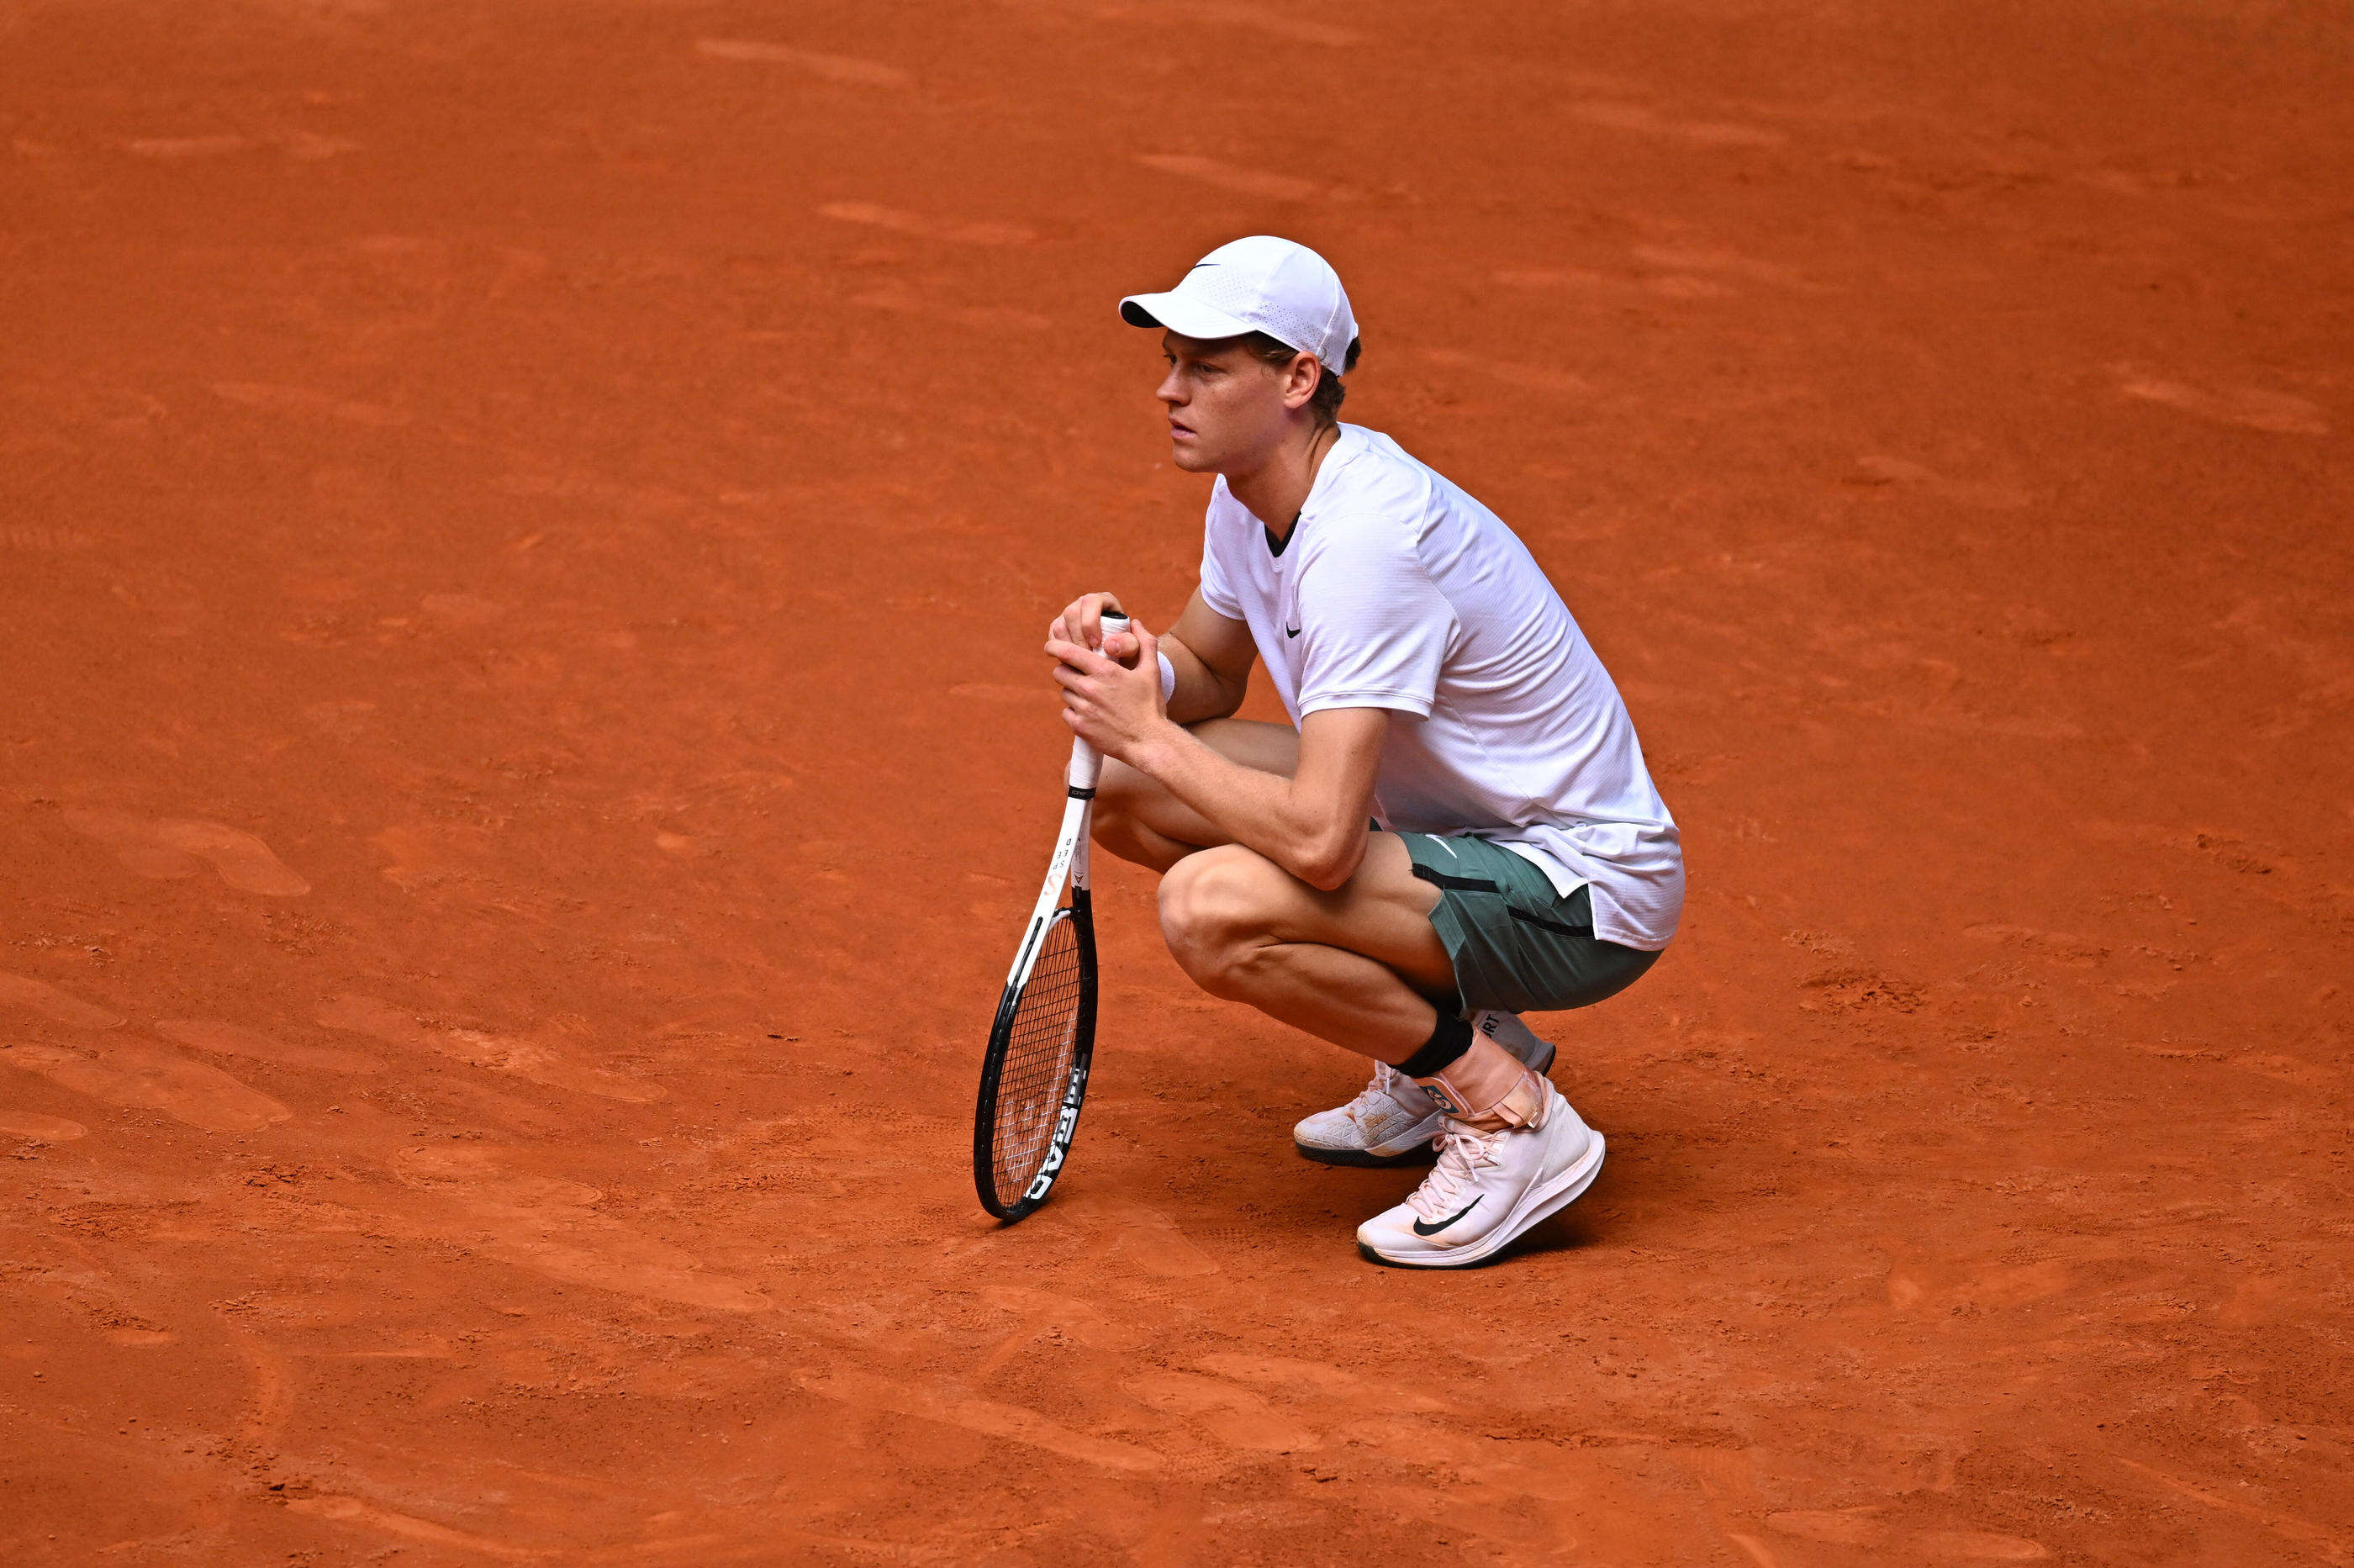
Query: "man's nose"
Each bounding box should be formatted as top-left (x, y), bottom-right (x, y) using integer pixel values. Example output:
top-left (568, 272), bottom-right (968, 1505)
top-left (1155, 371), bottom-right (1186, 405)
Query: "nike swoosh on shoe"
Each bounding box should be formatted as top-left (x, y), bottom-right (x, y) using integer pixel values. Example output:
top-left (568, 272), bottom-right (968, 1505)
top-left (1411, 1196), bottom-right (1481, 1237)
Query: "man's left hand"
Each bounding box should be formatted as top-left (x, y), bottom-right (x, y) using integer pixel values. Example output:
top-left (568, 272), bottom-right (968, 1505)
top-left (1047, 620), bottom-right (1170, 766)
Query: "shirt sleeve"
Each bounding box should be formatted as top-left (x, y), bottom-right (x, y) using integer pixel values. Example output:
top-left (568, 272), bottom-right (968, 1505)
top-left (1197, 507), bottom-right (1244, 620)
top-left (1294, 515), bottom-right (1453, 718)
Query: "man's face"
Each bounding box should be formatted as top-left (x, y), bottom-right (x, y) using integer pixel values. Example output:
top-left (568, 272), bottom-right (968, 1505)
top-left (1154, 331), bottom-right (1305, 474)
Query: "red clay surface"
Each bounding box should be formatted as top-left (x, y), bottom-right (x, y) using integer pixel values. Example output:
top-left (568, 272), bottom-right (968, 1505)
top-left (4, 3), bottom-right (2351, 1563)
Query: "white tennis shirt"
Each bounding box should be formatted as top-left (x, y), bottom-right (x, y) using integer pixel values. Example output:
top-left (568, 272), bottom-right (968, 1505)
top-left (1197, 423), bottom-right (1683, 951)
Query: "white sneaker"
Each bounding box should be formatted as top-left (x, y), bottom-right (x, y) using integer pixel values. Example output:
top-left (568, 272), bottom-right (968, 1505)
top-left (1354, 1081), bottom-right (1604, 1268)
top-left (1292, 1011), bottom-right (1559, 1168)
top-left (1290, 1062), bottom-right (1444, 1167)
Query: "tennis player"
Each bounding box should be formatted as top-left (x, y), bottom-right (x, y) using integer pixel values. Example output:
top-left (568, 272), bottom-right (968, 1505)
top-left (1046, 235), bottom-right (1682, 1267)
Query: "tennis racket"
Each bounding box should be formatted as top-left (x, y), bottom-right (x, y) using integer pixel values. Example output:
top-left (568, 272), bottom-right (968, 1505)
top-left (973, 611), bottom-right (1128, 1222)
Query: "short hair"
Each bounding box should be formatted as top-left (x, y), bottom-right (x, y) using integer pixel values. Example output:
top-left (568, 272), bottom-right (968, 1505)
top-left (1238, 331), bottom-right (1360, 425)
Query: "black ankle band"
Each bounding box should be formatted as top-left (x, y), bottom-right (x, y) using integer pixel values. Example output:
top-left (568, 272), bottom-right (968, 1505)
top-left (1396, 1011), bottom-right (1473, 1080)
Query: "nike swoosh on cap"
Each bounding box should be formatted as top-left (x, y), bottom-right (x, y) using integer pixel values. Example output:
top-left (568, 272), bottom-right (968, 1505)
top-left (1412, 1196), bottom-right (1481, 1237)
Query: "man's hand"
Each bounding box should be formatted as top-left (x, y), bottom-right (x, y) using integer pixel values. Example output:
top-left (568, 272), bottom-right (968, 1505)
top-left (1047, 592), bottom-right (1139, 664)
top-left (1047, 620), bottom-right (1169, 764)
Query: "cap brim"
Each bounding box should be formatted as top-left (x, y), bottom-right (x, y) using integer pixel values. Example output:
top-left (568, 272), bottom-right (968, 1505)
top-left (1118, 291), bottom-right (1259, 343)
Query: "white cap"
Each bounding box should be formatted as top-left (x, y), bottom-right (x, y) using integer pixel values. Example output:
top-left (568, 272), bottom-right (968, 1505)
top-left (1120, 235), bottom-right (1358, 373)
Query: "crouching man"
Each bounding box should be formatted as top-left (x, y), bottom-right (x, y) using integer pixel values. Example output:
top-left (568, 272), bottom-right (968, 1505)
top-left (1048, 235), bottom-right (1681, 1267)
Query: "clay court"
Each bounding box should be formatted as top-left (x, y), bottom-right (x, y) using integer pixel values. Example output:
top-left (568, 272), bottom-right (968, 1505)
top-left (3, 1), bottom-right (2350, 1561)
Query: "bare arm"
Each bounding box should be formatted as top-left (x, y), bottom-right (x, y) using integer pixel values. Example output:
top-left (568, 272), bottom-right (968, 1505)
top-left (1049, 620), bottom-right (1389, 891)
top-left (1127, 705), bottom-right (1387, 890)
top-left (1048, 588), bottom-right (1254, 725)
top-left (1154, 589), bottom-right (1254, 724)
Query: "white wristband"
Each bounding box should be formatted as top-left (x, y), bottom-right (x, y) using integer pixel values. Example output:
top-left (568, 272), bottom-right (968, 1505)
top-left (1158, 651), bottom-right (1177, 704)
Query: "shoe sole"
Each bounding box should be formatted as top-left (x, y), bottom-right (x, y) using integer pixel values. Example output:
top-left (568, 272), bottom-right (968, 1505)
top-left (1357, 1132), bottom-right (1605, 1270)
top-left (1293, 1139), bottom-right (1438, 1169)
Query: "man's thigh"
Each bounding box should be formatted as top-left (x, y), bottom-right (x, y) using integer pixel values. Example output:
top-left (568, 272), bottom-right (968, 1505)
top-left (1176, 832), bottom-right (1454, 999)
top-left (1100, 717), bottom-right (1299, 853)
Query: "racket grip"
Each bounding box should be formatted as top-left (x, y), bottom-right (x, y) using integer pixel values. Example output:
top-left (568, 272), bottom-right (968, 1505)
top-left (1068, 612), bottom-right (1131, 792)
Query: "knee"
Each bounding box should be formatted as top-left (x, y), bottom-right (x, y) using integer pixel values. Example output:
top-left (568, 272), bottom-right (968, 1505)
top-left (1087, 759), bottom-right (1162, 867)
top-left (1089, 758), bottom-right (1148, 838)
top-left (1157, 846), bottom-right (1277, 995)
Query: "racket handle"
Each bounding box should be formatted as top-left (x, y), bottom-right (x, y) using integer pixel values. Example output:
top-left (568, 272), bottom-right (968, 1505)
top-left (1068, 612), bottom-right (1131, 792)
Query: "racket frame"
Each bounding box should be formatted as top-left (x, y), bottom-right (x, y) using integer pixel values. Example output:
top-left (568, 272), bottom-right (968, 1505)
top-left (972, 613), bottom-right (1125, 1222)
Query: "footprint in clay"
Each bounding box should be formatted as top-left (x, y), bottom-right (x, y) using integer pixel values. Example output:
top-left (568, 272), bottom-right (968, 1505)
top-left (794, 1365), bottom-right (1162, 1472)
top-left (0, 971), bottom-right (125, 1028)
top-left (815, 202), bottom-right (1034, 247)
top-left (2118, 373), bottom-right (2329, 436)
top-left (1134, 153), bottom-right (1321, 203)
top-left (389, 1143), bottom-right (765, 1312)
top-left (694, 38), bottom-right (910, 87)
top-left (1124, 1370), bottom-right (1323, 1453)
top-left (0, 1111), bottom-right (89, 1141)
top-left (316, 994), bottom-right (663, 1102)
top-left (62, 809), bottom-right (309, 895)
top-left (1767, 1509), bottom-right (2047, 1560)
top-left (4, 1041), bottom-right (291, 1134)
top-left (156, 1018), bottom-right (383, 1076)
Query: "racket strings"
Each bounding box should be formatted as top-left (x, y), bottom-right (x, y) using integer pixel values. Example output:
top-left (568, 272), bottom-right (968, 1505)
top-left (990, 915), bottom-right (1086, 1201)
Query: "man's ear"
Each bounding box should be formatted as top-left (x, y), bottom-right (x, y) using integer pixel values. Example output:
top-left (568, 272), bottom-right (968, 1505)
top-left (1284, 353), bottom-right (1322, 410)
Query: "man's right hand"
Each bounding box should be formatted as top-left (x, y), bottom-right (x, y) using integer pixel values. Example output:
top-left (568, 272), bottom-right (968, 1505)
top-left (1049, 593), bottom-right (1137, 664)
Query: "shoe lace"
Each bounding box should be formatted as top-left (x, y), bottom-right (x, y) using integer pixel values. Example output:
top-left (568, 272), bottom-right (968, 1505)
top-left (1346, 1064), bottom-right (1405, 1117)
top-left (1406, 1122), bottom-right (1506, 1222)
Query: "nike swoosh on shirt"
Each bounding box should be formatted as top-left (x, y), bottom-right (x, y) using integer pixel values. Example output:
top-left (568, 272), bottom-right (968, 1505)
top-left (1285, 623), bottom-right (1301, 639)
top-left (1412, 1196), bottom-right (1481, 1237)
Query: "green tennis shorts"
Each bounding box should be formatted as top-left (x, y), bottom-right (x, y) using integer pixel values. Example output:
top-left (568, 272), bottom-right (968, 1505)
top-left (1401, 832), bottom-right (1660, 1016)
